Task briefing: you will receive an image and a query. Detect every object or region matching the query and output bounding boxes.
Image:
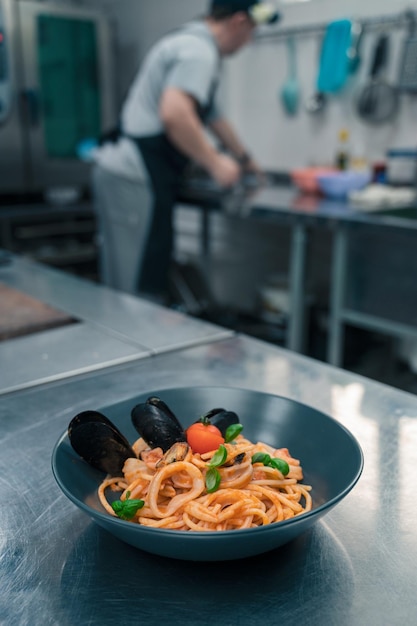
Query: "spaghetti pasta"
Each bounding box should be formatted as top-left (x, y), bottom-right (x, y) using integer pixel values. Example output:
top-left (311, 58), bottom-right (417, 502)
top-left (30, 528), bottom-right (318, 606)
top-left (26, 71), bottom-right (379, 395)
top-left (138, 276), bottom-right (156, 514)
top-left (98, 434), bottom-right (312, 531)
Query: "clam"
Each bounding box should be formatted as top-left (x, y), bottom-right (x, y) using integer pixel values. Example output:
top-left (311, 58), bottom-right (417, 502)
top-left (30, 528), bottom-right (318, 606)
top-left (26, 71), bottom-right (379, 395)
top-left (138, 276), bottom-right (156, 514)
top-left (131, 396), bottom-right (186, 452)
top-left (68, 410), bottom-right (136, 475)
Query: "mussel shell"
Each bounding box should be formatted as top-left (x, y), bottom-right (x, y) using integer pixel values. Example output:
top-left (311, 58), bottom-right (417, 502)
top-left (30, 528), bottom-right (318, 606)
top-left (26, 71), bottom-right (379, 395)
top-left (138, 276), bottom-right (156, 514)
top-left (68, 410), bottom-right (135, 475)
top-left (199, 408), bottom-right (240, 436)
top-left (201, 408), bottom-right (225, 420)
top-left (131, 396), bottom-right (186, 452)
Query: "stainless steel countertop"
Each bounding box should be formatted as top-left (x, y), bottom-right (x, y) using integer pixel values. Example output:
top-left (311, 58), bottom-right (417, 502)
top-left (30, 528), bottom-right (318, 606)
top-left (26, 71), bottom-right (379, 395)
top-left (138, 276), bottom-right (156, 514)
top-left (0, 253), bottom-right (233, 393)
top-left (0, 321), bottom-right (149, 394)
top-left (223, 183), bottom-right (417, 230)
top-left (1, 333), bottom-right (417, 625)
top-left (179, 175), bottom-right (417, 229)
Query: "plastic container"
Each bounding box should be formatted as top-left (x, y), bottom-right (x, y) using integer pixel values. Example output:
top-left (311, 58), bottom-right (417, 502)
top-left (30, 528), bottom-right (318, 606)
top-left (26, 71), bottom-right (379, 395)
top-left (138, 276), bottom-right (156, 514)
top-left (386, 149), bottom-right (417, 186)
top-left (317, 170), bottom-right (371, 199)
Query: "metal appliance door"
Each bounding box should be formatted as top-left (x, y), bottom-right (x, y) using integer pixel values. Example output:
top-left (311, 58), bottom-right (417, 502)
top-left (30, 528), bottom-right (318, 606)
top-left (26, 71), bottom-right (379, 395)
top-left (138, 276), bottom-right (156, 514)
top-left (17, 1), bottom-right (115, 193)
top-left (0, 0), bottom-right (27, 193)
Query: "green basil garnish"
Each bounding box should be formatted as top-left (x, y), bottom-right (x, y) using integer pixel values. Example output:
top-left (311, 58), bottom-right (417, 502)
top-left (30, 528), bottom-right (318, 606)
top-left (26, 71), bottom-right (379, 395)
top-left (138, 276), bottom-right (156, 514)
top-left (269, 458), bottom-right (290, 476)
top-left (111, 491), bottom-right (144, 520)
top-left (252, 453), bottom-right (290, 476)
top-left (205, 467), bottom-right (221, 493)
top-left (225, 423), bottom-right (243, 443)
top-left (209, 444), bottom-right (228, 468)
top-left (252, 452), bottom-right (271, 465)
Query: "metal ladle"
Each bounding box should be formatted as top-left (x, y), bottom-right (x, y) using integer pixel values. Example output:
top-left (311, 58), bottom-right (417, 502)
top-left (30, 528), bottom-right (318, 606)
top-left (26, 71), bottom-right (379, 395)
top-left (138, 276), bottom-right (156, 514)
top-left (280, 37), bottom-right (300, 115)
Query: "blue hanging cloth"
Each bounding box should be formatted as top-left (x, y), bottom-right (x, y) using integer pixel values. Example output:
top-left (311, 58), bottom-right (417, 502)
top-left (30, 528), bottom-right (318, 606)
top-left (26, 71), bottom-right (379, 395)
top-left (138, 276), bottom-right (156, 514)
top-left (317, 19), bottom-right (353, 94)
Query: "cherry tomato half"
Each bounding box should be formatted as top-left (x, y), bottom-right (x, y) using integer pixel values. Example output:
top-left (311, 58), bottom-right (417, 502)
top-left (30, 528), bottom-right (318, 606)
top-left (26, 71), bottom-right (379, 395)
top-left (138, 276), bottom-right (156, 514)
top-left (186, 422), bottom-right (225, 454)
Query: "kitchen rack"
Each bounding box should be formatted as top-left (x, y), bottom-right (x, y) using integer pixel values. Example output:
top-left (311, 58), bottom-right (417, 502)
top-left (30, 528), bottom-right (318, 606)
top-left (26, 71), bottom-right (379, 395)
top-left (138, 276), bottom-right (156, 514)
top-left (255, 9), bottom-right (417, 41)
top-left (0, 202), bottom-right (98, 280)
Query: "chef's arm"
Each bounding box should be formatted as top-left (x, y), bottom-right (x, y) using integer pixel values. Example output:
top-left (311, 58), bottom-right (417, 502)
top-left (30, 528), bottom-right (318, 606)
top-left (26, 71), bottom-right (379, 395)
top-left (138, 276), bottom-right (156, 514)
top-left (208, 117), bottom-right (250, 164)
top-left (159, 87), bottom-right (240, 188)
top-left (209, 117), bottom-right (264, 177)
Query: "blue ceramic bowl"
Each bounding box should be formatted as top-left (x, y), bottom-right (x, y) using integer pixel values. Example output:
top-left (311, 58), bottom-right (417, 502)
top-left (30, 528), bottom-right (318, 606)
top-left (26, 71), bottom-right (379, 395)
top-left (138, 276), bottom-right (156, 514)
top-left (52, 386), bottom-right (363, 561)
top-left (317, 170), bottom-right (371, 198)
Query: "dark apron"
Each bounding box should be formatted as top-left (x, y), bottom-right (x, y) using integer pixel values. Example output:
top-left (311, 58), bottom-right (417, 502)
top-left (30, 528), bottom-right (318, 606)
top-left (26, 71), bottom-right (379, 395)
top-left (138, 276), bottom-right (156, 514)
top-left (131, 133), bottom-right (189, 294)
top-left (127, 57), bottom-right (220, 295)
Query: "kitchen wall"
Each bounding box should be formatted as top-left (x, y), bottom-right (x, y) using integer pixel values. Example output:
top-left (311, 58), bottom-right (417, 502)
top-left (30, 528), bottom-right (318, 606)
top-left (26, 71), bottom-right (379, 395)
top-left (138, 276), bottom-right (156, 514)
top-left (72, 0), bottom-right (417, 172)
top-left (225, 0), bottom-right (417, 171)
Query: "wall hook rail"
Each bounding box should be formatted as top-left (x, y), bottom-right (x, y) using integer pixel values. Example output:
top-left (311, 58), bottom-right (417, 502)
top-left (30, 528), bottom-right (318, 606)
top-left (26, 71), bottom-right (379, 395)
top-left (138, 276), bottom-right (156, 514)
top-left (254, 9), bottom-right (417, 42)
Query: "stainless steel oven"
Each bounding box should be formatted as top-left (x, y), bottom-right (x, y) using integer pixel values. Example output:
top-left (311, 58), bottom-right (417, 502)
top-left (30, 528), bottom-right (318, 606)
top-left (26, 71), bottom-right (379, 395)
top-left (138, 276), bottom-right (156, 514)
top-left (0, 0), bottom-right (115, 195)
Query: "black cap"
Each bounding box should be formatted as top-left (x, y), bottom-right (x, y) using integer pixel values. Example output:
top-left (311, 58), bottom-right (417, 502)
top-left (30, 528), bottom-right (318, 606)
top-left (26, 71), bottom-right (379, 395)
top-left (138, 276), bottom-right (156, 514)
top-left (210, 1), bottom-right (281, 25)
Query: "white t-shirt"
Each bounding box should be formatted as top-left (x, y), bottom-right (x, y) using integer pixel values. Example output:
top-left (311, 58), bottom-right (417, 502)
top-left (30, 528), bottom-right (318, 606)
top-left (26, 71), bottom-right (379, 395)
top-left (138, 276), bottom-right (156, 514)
top-left (95, 20), bottom-right (222, 182)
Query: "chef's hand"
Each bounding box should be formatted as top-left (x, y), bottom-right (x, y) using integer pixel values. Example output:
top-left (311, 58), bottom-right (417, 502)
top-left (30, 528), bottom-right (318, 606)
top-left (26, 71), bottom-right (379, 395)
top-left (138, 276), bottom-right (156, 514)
top-left (239, 154), bottom-right (267, 185)
top-left (209, 153), bottom-right (241, 189)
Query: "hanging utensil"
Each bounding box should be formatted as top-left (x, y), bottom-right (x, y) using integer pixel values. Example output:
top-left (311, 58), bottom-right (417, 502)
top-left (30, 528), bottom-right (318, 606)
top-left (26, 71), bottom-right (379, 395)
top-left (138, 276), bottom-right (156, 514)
top-left (356, 32), bottom-right (399, 124)
top-left (305, 90), bottom-right (326, 114)
top-left (347, 21), bottom-right (364, 75)
top-left (280, 36), bottom-right (300, 116)
top-left (306, 20), bottom-right (352, 114)
top-left (305, 32), bottom-right (327, 114)
top-left (397, 9), bottom-right (417, 93)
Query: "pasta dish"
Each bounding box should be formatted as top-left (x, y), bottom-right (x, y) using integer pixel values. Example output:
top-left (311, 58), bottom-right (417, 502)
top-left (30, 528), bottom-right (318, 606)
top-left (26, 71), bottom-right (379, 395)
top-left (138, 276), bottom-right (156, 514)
top-left (98, 434), bottom-right (312, 531)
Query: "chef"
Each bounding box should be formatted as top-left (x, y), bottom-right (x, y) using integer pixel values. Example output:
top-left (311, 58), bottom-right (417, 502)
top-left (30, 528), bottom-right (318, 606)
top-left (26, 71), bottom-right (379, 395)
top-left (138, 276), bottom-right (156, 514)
top-left (92, 0), bottom-right (281, 302)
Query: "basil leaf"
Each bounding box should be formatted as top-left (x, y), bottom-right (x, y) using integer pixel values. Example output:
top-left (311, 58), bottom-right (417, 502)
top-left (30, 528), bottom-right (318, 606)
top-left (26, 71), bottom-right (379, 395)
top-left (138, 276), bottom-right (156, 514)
top-left (251, 452), bottom-right (270, 465)
top-left (111, 500), bottom-right (124, 515)
top-left (225, 423), bottom-right (243, 443)
top-left (205, 467), bottom-right (221, 493)
top-left (123, 499), bottom-right (145, 519)
top-left (269, 458), bottom-right (290, 476)
top-left (209, 444), bottom-right (228, 468)
top-left (111, 497), bottom-right (144, 520)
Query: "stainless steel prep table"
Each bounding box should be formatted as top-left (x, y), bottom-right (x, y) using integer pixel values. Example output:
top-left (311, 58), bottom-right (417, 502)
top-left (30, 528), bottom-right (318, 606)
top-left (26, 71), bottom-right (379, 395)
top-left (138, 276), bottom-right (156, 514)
top-left (183, 181), bottom-right (417, 363)
top-left (247, 188), bottom-right (417, 364)
top-left (0, 253), bottom-right (234, 393)
top-left (1, 333), bottom-right (417, 625)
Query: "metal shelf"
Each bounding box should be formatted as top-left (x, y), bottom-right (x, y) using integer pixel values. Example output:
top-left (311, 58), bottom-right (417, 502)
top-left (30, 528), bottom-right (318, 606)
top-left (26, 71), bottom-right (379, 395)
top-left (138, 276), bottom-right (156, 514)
top-left (14, 220), bottom-right (96, 240)
top-left (341, 309), bottom-right (417, 340)
top-left (255, 8), bottom-right (416, 42)
top-left (33, 245), bottom-right (97, 266)
top-left (0, 202), bottom-right (98, 278)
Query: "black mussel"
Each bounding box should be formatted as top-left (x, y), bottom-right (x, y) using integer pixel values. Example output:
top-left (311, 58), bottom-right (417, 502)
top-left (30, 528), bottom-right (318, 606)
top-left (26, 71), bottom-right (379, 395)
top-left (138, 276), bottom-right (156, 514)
top-left (201, 408), bottom-right (225, 420)
top-left (131, 396), bottom-right (186, 452)
top-left (68, 410), bottom-right (135, 475)
top-left (198, 408), bottom-right (240, 437)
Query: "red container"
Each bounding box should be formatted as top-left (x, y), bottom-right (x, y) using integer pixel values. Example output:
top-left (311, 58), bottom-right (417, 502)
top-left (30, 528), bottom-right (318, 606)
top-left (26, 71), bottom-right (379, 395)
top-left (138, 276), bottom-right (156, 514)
top-left (291, 167), bottom-right (337, 194)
